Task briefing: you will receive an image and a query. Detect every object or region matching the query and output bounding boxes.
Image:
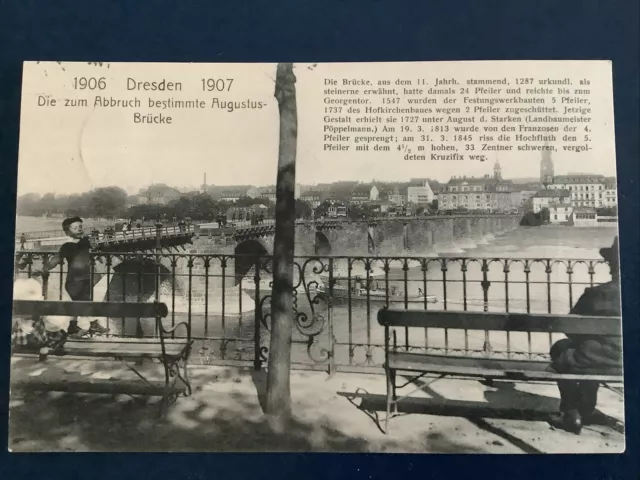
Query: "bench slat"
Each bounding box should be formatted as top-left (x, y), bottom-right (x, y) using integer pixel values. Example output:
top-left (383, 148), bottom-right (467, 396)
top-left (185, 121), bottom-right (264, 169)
top-left (389, 351), bottom-right (623, 382)
top-left (61, 338), bottom-right (190, 358)
top-left (13, 338), bottom-right (191, 358)
top-left (13, 300), bottom-right (168, 319)
top-left (378, 309), bottom-right (622, 336)
top-left (12, 378), bottom-right (188, 396)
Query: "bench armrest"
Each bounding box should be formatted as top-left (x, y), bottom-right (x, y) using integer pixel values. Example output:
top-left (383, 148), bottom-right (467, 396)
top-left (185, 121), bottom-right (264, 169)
top-left (157, 319), bottom-right (189, 338)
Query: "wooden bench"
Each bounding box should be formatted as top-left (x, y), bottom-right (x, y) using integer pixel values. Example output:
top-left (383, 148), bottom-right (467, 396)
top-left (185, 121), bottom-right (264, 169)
top-left (377, 308), bottom-right (623, 433)
top-left (11, 300), bottom-right (194, 411)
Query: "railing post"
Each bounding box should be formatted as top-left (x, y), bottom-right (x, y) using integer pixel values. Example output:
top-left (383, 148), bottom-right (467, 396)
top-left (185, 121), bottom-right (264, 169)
top-left (253, 258), bottom-right (262, 371)
top-left (155, 221), bottom-right (163, 250)
top-left (327, 257), bottom-right (335, 376)
top-left (41, 253), bottom-right (50, 299)
top-left (481, 259), bottom-right (492, 355)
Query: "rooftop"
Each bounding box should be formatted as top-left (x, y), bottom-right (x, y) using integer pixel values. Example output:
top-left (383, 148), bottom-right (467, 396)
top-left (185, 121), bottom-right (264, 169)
top-left (553, 174), bottom-right (606, 184)
top-left (141, 184), bottom-right (182, 197)
top-left (351, 185), bottom-right (373, 194)
top-left (448, 176), bottom-right (513, 186)
top-left (534, 189), bottom-right (570, 198)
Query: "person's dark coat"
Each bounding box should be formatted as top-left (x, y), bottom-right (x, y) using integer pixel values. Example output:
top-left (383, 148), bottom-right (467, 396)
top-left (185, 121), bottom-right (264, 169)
top-left (551, 281), bottom-right (622, 373)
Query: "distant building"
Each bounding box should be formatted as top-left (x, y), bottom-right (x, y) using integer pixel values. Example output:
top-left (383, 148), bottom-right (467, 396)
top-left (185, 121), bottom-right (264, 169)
top-left (602, 177), bottom-right (618, 208)
top-left (386, 187), bottom-right (406, 205)
top-left (540, 148), bottom-right (554, 186)
top-left (369, 200), bottom-right (392, 213)
top-left (349, 184), bottom-right (379, 204)
top-left (509, 184), bottom-right (538, 209)
top-left (531, 189), bottom-right (571, 213)
top-left (546, 174), bottom-right (613, 209)
top-left (549, 203), bottom-right (573, 224)
top-left (220, 192), bottom-right (242, 203)
top-left (569, 207), bottom-right (598, 227)
top-left (260, 189), bottom-right (277, 203)
top-left (407, 180), bottom-right (435, 205)
top-left (301, 190), bottom-right (321, 208)
top-left (439, 162), bottom-right (513, 212)
top-left (137, 184), bottom-right (182, 205)
top-left (245, 186), bottom-right (259, 198)
top-left (321, 185), bottom-right (353, 203)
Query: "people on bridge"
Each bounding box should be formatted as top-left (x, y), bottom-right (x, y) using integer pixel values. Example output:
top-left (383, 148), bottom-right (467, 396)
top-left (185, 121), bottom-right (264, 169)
top-left (33, 216), bottom-right (110, 338)
top-left (547, 236), bottom-right (622, 435)
top-left (19, 233), bottom-right (26, 250)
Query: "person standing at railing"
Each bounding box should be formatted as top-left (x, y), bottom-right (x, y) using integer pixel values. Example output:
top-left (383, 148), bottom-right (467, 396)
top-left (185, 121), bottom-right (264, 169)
top-left (32, 216), bottom-right (110, 337)
top-left (548, 236), bottom-right (622, 435)
top-left (19, 233), bottom-right (26, 250)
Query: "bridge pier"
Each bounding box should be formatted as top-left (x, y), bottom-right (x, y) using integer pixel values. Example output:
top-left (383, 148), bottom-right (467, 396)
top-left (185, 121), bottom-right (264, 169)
top-left (453, 217), bottom-right (478, 250)
top-left (430, 217), bottom-right (462, 254)
top-left (183, 215), bottom-right (521, 258)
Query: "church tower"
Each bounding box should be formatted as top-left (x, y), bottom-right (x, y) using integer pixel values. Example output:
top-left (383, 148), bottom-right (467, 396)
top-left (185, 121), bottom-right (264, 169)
top-left (493, 159), bottom-right (502, 180)
top-left (540, 147), bottom-right (554, 186)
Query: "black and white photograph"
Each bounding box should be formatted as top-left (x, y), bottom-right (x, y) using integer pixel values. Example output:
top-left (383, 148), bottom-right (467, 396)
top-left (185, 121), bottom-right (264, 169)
top-left (9, 61), bottom-right (623, 453)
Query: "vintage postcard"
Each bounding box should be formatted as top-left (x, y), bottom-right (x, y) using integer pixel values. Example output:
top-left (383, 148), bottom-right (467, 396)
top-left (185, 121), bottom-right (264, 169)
top-left (9, 61), bottom-right (623, 453)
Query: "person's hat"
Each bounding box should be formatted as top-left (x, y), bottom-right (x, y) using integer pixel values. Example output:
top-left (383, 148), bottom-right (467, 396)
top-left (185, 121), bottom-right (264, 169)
top-left (599, 236), bottom-right (619, 265)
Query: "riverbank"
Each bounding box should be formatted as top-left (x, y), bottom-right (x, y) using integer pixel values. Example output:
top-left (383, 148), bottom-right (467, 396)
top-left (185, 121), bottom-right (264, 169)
top-left (9, 359), bottom-right (624, 453)
top-left (15, 215), bottom-right (118, 234)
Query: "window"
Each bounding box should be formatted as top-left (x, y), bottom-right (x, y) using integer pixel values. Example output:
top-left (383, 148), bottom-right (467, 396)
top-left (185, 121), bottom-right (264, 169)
top-left (554, 214), bottom-right (557, 220)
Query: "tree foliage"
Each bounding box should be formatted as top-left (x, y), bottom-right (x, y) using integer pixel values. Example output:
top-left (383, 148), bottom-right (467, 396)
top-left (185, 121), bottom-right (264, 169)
top-left (294, 199), bottom-right (312, 219)
top-left (17, 188), bottom-right (274, 223)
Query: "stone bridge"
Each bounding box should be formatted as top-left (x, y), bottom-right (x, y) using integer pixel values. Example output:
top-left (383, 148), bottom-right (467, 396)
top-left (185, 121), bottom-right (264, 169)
top-left (193, 215), bottom-right (521, 258)
top-left (20, 215), bottom-right (520, 329)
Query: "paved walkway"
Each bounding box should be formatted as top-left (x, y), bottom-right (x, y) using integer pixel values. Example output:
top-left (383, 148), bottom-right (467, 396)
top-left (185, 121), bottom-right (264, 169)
top-left (8, 357), bottom-right (624, 453)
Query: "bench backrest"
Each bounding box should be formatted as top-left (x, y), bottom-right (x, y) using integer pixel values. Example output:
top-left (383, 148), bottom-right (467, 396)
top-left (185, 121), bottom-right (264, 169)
top-left (13, 300), bottom-right (168, 319)
top-left (378, 309), bottom-right (622, 337)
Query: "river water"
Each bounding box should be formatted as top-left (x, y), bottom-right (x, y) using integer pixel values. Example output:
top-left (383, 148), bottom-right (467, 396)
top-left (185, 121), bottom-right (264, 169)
top-left (16, 217), bottom-right (619, 368)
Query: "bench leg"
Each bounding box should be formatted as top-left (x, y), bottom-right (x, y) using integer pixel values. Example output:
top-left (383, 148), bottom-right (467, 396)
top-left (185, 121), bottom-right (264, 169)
top-left (385, 367), bottom-right (393, 434)
top-left (390, 369), bottom-right (398, 415)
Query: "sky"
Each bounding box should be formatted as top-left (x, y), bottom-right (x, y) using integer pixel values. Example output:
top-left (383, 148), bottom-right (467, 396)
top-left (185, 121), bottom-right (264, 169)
top-left (16, 61), bottom-right (617, 196)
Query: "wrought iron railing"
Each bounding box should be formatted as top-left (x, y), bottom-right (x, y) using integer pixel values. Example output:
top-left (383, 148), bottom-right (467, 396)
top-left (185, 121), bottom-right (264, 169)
top-left (13, 251), bottom-right (612, 373)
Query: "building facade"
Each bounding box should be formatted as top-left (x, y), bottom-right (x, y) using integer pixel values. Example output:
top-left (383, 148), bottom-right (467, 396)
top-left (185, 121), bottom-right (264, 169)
top-left (570, 207), bottom-right (599, 227)
top-left (439, 163), bottom-right (513, 212)
top-left (260, 189), bottom-right (277, 203)
top-left (407, 181), bottom-right (435, 205)
top-left (549, 203), bottom-right (573, 224)
top-left (137, 184), bottom-right (182, 205)
top-left (546, 174), bottom-right (615, 209)
top-left (531, 189), bottom-right (571, 213)
top-left (301, 191), bottom-right (321, 208)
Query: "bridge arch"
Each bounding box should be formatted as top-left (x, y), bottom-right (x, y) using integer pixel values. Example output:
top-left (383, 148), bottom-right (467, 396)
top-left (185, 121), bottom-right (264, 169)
top-left (100, 257), bottom-right (175, 336)
top-left (234, 239), bottom-right (270, 285)
top-left (105, 257), bottom-right (174, 302)
top-left (314, 231), bottom-right (332, 255)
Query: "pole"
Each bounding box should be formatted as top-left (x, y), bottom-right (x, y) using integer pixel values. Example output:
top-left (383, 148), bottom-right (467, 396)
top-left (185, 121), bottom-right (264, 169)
top-left (265, 63), bottom-right (297, 418)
